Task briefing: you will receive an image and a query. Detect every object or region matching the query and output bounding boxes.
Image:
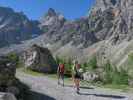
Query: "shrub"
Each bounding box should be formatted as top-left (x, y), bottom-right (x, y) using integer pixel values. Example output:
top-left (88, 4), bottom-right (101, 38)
top-left (64, 59), bottom-right (73, 76)
top-left (7, 52), bottom-right (19, 62)
top-left (103, 61), bottom-right (128, 85)
top-left (7, 53), bottom-right (24, 68)
top-left (81, 62), bottom-right (88, 72)
top-left (83, 56), bottom-right (98, 71)
top-left (88, 56), bottom-right (97, 70)
top-left (127, 53), bottom-right (133, 68)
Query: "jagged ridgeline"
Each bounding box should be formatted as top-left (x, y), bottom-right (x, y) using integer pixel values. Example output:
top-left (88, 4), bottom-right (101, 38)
top-left (0, 7), bottom-right (42, 47)
top-left (0, 0), bottom-right (132, 65)
top-left (0, 0), bottom-right (133, 82)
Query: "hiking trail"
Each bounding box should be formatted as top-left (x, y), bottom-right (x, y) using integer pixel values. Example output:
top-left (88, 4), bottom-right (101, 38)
top-left (16, 70), bottom-right (133, 100)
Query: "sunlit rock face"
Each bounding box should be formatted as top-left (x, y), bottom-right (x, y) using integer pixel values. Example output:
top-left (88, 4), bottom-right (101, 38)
top-left (0, 0), bottom-right (133, 72)
top-left (22, 44), bottom-right (57, 73)
top-left (0, 7), bottom-right (41, 47)
top-left (89, 0), bottom-right (133, 44)
top-left (39, 0), bottom-right (133, 49)
top-left (39, 8), bottom-right (98, 48)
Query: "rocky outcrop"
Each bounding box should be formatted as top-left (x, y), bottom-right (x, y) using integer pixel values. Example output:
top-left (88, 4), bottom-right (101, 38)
top-left (0, 55), bottom-right (28, 100)
top-left (0, 7), bottom-right (41, 47)
top-left (0, 0), bottom-right (133, 72)
top-left (21, 44), bottom-right (58, 73)
top-left (0, 56), bottom-right (16, 92)
top-left (0, 93), bottom-right (16, 100)
top-left (83, 71), bottom-right (99, 82)
top-left (39, 0), bottom-right (133, 49)
top-left (40, 8), bottom-right (98, 48)
top-left (89, 0), bottom-right (133, 44)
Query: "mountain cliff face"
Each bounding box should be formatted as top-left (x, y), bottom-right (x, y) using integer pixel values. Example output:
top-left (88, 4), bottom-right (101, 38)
top-left (81, 0), bottom-right (133, 69)
top-left (0, 0), bottom-right (133, 67)
top-left (89, 0), bottom-right (133, 44)
top-left (38, 0), bottom-right (133, 67)
top-left (40, 0), bottom-right (133, 48)
top-left (40, 8), bottom-right (98, 48)
top-left (0, 7), bottom-right (41, 47)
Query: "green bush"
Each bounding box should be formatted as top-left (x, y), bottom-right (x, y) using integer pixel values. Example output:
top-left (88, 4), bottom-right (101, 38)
top-left (103, 61), bottom-right (128, 85)
top-left (88, 56), bottom-right (97, 70)
top-left (7, 52), bottom-right (19, 62)
top-left (7, 52), bottom-right (24, 68)
top-left (64, 59), bottom-right (73, 76)
top-left (127, 53), bottom-right (133, 68)
top-left (81, 62), bottom-right (88, 72)
top-left (82, 56), bottom-right (98, 71)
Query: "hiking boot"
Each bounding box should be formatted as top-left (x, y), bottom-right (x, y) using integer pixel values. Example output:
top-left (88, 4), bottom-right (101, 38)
top-left (76, 88), bottom-right (80, 94)
top-left (76, 90), bottom-right (79, 94)
top-left (58, 81), bottom-right (60, 85)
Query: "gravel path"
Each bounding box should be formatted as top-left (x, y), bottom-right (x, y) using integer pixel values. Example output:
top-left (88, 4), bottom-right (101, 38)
top-left (16, 71), bottom-right (133, 100)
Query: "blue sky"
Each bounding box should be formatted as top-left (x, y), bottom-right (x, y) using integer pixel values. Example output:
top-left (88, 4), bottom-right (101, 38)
top-left (0, 0), bottom-right (95, 20)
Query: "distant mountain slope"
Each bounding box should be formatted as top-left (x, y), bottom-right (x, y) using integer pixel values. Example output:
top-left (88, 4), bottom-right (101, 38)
top-left (39, 8), bottom-right (98, 48)
top-left (0, 7), bottom-right (42, 47)
top-left (38, 0), bottom-right (133, 68)
top-left (0, 0), bottom-right (133, 68)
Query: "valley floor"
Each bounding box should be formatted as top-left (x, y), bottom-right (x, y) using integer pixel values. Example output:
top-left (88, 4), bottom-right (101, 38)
top-left (16, 70), bottom-right (133, 100)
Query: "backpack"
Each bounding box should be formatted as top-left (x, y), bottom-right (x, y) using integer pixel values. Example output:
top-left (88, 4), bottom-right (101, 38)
top-left (59, 64), bottom-right (65, 73)
top-left (74, 64), bottom-right (80, 75)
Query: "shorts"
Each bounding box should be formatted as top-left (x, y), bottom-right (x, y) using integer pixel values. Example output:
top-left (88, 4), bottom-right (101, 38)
top-left (58, 72), bottom-right (64, 79)
top-left (74, 73), bottom-right (81, 79)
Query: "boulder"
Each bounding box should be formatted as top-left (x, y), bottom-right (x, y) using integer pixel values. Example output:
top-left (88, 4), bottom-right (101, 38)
top-left (83, 71), bottom-right (99, 82)
top-left (21, 44), bottom-right (58, 73)
top-left (0, 56), bottom-right (16, 91)
top-left (0, 92), bottom-right (16, 100)
top-left (0, 55), bottom-right (28, 100)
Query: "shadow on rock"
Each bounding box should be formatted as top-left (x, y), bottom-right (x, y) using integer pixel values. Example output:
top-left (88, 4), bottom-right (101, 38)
top-left (24, 90), bottom-right (56, 100)
top-left (79, 92), bottom-right (125, 99)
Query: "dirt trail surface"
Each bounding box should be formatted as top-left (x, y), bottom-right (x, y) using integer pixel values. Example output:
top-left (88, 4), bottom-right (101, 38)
top-left (16, 71), bottom-right (133, 100)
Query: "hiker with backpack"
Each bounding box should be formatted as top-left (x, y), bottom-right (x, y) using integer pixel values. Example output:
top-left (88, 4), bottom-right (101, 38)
top-left (57, 63), bottom-right (65, 86)
top-left (72, 60), bottom-right (82, 93)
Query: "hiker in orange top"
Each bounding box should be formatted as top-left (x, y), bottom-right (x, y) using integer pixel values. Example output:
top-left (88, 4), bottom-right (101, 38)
top-left (57, 63), bottom-right (65, 86)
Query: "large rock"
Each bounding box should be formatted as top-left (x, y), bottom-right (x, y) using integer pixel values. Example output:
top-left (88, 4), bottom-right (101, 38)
top-left (21, 44), bottom-right (57, 73)
top-left (0, 56), bottom-right (16, 91)
top-left (0, 92), bottom-right (16, 100)
top-left (83, 71), bottom-right (99, 82)
top-left (89, 0), bottom-right (133, 44)
top-left (0, 55), bottom-right (28, 100)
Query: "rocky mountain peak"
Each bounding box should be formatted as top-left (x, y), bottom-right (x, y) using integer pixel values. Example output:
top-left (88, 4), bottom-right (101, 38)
top-left (0, 6), bottom-right (42, 47)
top-left (40, 8), bottom-right (66, 27)
top-left (0, 6), bottom-right (14, 13)
top-left (47, 8), bottom-right (57, 17)
top-left (94, 0), bottom-right (117, 11)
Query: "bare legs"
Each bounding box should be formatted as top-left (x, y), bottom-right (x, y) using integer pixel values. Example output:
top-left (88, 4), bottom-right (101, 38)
top-left (58, 73), bottom-right (64, 86)
top-left (74, 78), bottom-right (80, 93)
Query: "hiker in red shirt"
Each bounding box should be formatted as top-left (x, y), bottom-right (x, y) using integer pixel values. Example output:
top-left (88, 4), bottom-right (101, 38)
top-left (57, 63), bottom-right (65, 86)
